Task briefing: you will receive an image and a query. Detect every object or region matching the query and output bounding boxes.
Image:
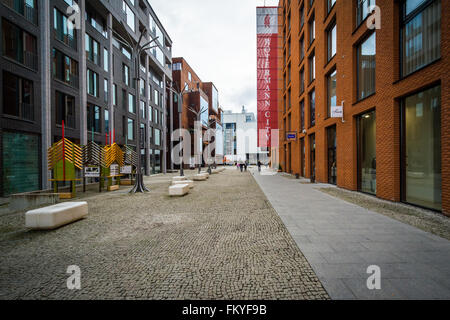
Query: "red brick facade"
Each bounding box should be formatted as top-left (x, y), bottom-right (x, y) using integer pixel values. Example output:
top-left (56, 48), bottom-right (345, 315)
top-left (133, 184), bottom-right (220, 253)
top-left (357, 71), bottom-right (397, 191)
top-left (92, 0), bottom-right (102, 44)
top-left (278, 0), bottom-right (449, 215)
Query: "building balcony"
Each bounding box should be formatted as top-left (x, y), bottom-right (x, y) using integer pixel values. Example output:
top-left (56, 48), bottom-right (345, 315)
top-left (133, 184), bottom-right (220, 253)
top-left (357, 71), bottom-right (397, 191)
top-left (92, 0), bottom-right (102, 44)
top-left (2, 0), bottom-right (38, 25)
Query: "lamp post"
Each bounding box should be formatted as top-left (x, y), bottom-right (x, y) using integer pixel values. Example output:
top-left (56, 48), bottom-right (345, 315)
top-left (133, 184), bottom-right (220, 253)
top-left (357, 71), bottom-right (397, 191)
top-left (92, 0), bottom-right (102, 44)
top-left (187, 106), bottom-right (208, 173)
top-left (168, 83), bottom-right (192, 176)
top-left (110, 23), bottom-right (158, 193)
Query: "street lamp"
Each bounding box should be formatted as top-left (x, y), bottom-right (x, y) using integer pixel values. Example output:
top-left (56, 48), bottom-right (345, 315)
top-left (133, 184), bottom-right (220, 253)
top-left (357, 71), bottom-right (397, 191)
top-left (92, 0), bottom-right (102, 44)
top-left (110, 23), bottom-right (158, 193)
top-left (187, 105), bottom-right (208, 174)
top-left (168, 83), bottom-right (192, 176)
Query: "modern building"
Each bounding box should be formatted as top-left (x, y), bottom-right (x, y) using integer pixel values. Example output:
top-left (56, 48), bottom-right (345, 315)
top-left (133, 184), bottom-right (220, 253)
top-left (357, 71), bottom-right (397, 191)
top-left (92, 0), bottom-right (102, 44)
top-left (170, 57), bottom-right (223, 169)
top-left (278, 0), bottom-right (448, 214)
top-left (0, 0), bottom-right (173, 197)
top-left (223, 106), bottom-right (265, 165)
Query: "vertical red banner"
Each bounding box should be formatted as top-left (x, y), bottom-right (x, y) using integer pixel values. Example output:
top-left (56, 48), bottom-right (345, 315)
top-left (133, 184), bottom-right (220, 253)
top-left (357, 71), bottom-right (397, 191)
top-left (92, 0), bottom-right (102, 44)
top-left (257, 7), bottom-right (279, 149)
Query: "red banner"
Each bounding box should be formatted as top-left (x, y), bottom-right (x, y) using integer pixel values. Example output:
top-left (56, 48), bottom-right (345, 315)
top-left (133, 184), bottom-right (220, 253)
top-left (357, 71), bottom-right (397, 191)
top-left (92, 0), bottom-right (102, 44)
top-left (257, 7), bottom-right (279, 149)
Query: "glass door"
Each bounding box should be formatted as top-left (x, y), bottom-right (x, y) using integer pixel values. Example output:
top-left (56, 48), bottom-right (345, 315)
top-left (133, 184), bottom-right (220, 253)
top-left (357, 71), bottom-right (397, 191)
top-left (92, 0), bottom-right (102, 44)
top-left (358, 110), bottom-right (376, 194)
top-left (309, 134), bottom-right (316, 181)
top-left (327, 125), bottom-right (337, 185)
top-left (402, 85), bottom-right (441, 210)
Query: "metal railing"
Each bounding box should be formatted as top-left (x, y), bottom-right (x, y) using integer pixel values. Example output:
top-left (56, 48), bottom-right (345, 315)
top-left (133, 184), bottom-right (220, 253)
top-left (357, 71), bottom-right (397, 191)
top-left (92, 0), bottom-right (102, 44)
top-left (24, 50), bottom-right (37, 70)
top-left (20, 102), bottom-right (34, 121)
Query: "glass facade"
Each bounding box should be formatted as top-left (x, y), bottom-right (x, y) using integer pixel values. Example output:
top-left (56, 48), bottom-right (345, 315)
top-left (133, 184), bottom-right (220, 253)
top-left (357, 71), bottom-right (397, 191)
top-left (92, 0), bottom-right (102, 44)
top-left (403, 85), bottom-right (441, 210)
top-left (357, 32), bottom-right (376, 100)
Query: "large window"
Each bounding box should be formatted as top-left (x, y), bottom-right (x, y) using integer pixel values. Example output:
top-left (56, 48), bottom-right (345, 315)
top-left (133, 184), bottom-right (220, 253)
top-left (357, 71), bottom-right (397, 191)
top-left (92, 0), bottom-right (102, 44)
top-left (87, 104), bottom-right (101, 133)
top-left (356, 0), bottom-right (376, 27)
top-left (52, 49), bottom-right (79, 88)
top-left (54, 8), bottom-right (76, 50)
top-left (403, 85), bottom-right (441, 210)
top-left (327, 125), bottom-right (337, 185)
top-left (358, 110), bottom-right (376, 195)
top-left (401, 0), bottom-right (441, 77)
top-left (103, 48), bottom-right (109, 72)
top-left (308, 15), bottom-right (315, 45)
top-left (300, 100), bottom-right (305, 131)
top-left (55, 91), bottom-right (75, 128)
top-left (123, 1), bottom-right (135, 32)
top-left (127, 118), bottom-right (134, 141)
top-left (327, 21), bottom-right (337, 61)
top-left (3, 71), bottom-right (34, 121)
top-left (87, 69), bottom-right (99, 97)
top-left (309, 53), bottom-right (315, 83)
top-left (327, 69), bottom-right (337, 117)
top-left (123, 64), bottom-right (130, 86)
top-left (4, 0), bottom-right (37, 24)
top-left (327, 0), bottom-right (336, 13)
top-left (128, 93), bottom-right (135, 114)
top-left (2, 19), bottom-right (37, 70)
top-left (85, 34), bottom-right (100, 65)
top-left (300, 67), bottom-right (305, 94)
top-left (309, 89), bottom-right (315, 127)
top-left (357, 32), bottom-right (376, 100)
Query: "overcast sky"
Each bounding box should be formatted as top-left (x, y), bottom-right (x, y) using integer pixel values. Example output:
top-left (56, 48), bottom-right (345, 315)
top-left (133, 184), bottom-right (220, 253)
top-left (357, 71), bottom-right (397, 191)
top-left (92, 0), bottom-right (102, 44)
top-left (150, 0), bottom-right (279, 115)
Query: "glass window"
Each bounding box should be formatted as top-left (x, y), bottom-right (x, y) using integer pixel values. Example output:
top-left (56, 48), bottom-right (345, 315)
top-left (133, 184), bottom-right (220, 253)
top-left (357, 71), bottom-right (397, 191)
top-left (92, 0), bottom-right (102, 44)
top-left (104, 79), bottom-right (108, 103)
top-left (403, 85), bottom-right (441, 210)
top-left (309, 15), bottom-right (315, 44)
top-left (309, 53), bottom-right (315, 82)
top-left (327, 125), bottom-right (337, 185)
top-left (123, 64), bottom-right (130, 85)
top-left (300, 100), bottom-right (305, 130)
top-left (85, 34), bottom-right (100, 65)
top-left (358, 110), bottom-right (376, 194)
top-left (401, 0), bottom-right (441, 77)
top-left (2, 19), bottom-right (37, 70)
top-left (54, 8), bottom-right (76, 49)
top-left (309, 90), bottom-right (315, 127)
top-left (87, 69), bottom-right (99, 97)
top-left (154, 129), bottom-right (161, 146)
top-left (105, 109), bottom-right (109, 133)
top-left (123, 1), bottom-right (135, 32)
top-left (113, 84), bottom-right (117, 106)
top-left (328, 0), bottom-right (337, 12)
top-left (127, 118), bottom-right (134, 141)
top-left (87, 104), bottom-right (101, 133)
top-left (300, 68), bottom-right (305, 93)
top-left (3, 71), bottom-right (34, 121)
top-left (327, 69), bottom-right (337, 117)
top-left (103, 48), bottom-right (109, 72)
top-left (52, 49), bottom-right (79, 88)
top-left (356, 0), bottom-right (376, 26)
top-left (327, 22), bottom-right (337, 61)
top-left (128, 93), bottom-right (135, 113)
top-left (357, 32), bottom-right (376, 100)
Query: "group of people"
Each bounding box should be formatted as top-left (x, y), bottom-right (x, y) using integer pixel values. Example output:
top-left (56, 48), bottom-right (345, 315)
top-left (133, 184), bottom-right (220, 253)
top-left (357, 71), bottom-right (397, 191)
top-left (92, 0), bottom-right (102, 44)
top-left (235, 161), bottom-right (264, 173)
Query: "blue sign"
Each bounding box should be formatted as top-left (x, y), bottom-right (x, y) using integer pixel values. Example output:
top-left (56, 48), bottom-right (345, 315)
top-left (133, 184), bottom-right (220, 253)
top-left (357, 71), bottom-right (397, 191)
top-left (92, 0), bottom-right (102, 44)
top-left (286, 132), bottom-right (297, 140)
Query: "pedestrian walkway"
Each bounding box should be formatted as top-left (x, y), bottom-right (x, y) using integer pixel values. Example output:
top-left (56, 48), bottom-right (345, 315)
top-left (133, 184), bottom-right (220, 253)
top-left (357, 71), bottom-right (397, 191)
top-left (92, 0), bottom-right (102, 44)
top-left (252, 168), bottom-right (450, 299)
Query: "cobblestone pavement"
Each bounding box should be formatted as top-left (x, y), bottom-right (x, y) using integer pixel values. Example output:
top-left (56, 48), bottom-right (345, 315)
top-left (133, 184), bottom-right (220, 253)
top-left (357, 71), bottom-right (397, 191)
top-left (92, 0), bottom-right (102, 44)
top-left (0, 168), bottom-right (329, 300)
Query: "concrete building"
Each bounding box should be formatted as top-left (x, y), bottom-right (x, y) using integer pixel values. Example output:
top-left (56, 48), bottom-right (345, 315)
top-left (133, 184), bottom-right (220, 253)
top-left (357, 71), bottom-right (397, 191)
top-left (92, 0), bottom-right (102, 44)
top-left (0, 0), bottom-right (173, 196)
top-left (223, 107), bottom-right (264, 165)
top-left (278, 0), bottom-right (449, 214)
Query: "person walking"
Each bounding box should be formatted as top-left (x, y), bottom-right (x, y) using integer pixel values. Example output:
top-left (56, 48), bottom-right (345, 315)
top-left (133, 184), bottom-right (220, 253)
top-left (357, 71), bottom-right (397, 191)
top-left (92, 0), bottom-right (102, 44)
top-left (244, 160), bottom-right (248, 172)
top-left (240, 161), bottom-right (244, 173)
top-left (257, 160), bottom-right (262, 173)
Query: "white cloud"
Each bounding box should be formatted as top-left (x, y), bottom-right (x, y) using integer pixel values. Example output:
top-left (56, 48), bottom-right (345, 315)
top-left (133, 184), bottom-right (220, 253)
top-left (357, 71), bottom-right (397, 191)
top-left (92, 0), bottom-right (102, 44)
top-left (150, 0), bottom-right (280, 115)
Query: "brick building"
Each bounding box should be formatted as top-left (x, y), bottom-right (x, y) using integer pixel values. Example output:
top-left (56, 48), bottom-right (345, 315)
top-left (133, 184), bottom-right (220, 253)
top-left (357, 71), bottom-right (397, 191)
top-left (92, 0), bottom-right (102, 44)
top-left (170, 57), bottom-right (223, 169)
top-left (278, 0), bottom-right (449, 215)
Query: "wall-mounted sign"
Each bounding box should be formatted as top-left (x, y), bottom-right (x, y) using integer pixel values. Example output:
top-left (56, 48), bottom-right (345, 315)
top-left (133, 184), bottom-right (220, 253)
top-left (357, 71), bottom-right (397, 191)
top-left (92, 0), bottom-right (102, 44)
top-left (110, 164), bottom-right (119, 176)
top-left (120, 165), bottom-right (132, 174)
top-left (286, 132), bottom-right (297, 141)
top-left (84, 166), bottom-right (100, 178)
top-left (331, 106), bottom-right (343, 118)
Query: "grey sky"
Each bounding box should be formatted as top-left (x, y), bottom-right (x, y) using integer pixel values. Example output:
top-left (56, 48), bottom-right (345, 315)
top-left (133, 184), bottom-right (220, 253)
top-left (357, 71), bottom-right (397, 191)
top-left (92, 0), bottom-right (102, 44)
top-left (150, 0), bottom-right (279, 114)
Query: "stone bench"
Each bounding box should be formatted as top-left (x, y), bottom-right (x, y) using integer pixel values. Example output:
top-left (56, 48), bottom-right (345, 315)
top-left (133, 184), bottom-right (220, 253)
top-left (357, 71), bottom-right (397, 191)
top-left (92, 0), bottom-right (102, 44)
top-left (193, 174), bottom-right (208, 181)
top-left (172, 176), bottom-right (187, 182)
top-left (25, 201), bottom-right (88, 230)
top-left (200, 172), bottom-right (209, 178)
top-left (169, 184), bottom-right (189, 196)
top-left (172, 180), bottom-right (194, 189)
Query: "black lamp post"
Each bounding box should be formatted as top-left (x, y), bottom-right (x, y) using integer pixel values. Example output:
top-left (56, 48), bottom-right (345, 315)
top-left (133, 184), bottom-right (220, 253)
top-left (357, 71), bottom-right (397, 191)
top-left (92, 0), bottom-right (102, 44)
top-left (110, 24), bottom-right (158, 193)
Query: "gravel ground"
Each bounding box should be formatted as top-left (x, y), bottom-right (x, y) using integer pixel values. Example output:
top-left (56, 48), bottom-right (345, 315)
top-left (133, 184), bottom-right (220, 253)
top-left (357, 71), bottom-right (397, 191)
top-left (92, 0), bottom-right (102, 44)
top-left (0, 168), bottom-right (328, 300)
top-left (319, 187), bottom-right (450, 241)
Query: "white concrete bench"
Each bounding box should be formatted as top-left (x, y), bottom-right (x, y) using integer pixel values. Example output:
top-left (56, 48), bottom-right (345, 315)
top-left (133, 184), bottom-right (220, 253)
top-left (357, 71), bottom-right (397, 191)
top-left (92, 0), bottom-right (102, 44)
top-left (25, 201), bottom-right (88, 230)
top-left (193, 174), bottom-right (208, 181)
top-left (169, 184), bottom-right (189, 196)
top-left (172, 180), bottom-right (194, 189)
top-left (200, 172), bottom-right (209, 178)
top-left (172, 176), bottom-right (187, 182)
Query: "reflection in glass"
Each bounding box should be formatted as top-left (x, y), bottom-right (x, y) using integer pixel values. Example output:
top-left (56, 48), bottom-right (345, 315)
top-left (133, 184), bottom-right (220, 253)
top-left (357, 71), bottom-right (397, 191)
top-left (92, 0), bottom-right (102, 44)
top-left (404, 85), bottom-right (441, 210)
top-left (358, 110), bottom-right (376, 194)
